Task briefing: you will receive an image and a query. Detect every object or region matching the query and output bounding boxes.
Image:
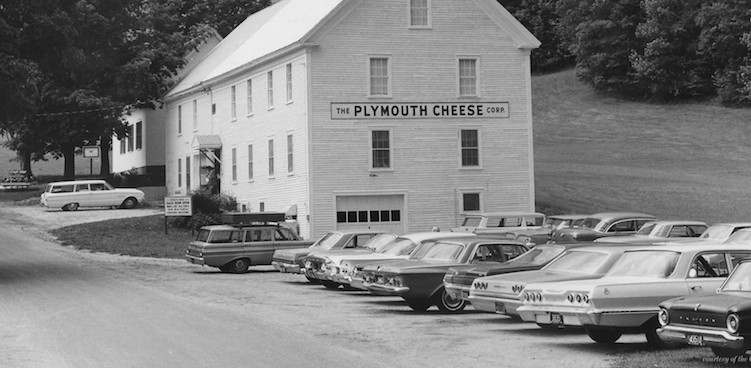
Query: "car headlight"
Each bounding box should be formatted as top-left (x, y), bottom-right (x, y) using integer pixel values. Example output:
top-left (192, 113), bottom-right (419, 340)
top-left (727, 313), bottom-right (740, 334)
top-left (658, 308), bottom-right (669, 327)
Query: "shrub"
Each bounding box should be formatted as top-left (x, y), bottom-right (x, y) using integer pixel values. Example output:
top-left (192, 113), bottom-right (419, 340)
top-left (169, 187), bottom-right (238, 231)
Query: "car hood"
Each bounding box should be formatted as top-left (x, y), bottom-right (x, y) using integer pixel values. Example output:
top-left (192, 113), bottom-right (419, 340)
top-left (329, 252), bottom-right (399, 265)
top-left (368, 259), bottom-right (471, 274)
top-left (661, 292), bottom-right (751, 314)
top-left (454, 261), bottom-right (545, 278)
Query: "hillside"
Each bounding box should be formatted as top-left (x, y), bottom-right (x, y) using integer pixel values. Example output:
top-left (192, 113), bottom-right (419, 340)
top-left (533, 69), bottom-right (751, 223)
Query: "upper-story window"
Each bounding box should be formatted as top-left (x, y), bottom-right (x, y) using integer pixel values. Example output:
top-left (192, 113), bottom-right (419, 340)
top-left (286, 134), bottom-right (294, 173)
top-left (409, 0), bottom-right (431, 28)
top-left (268, 139), bottom-right (275, 177)
top-left (460, 129), bottom-right (480, 167)
top-left (247, 144), bottom-right (254, 180)
top-left (127, 124), bottom-right (134, 152)
top-left (267, 71), bottom-right (274, 109)
top-left (119, 137), bottom-right (126, 154)
top-left (231, 85), bottom-right (237, 120)
top-left (177, 105), bottom-right (182, 135)
top-left (286, 63), bottom-right (293, 103)
top-left (369, 57), bottom-right (391, 97)
top-left (135, 121), bottom-right (142, 150)
top-left (458, 58), bottom-right (478, 96)
top-left (192, 100), bottom-right (198, 131)
top-left (177, 158), bottom-right (182, 187)
top-left (371, 129), bottom-right (392, 169)
top-left (231, 147), bottom-right (237, 182)
top-left (247, 79), bottom-right (253, 115)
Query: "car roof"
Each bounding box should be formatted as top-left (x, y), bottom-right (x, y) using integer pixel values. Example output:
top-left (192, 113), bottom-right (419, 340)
top-left (547, 214), bottom-right (589, 220)
top-left (586, 212), bottom-right (656, 220)
top-left (47, 179), bottom-right (108, 185)
top-left (323, 229), bottom-right (389, 236)
top-left (708, 222), bottom-right (751, 227)
top-left (625, 243), bottom-right (751, 253)
top-left (399, 232), bottom-right (476, 242)
top-left (643, 220), bottom-right (707, 226)
top-left (465, 212), bottom-right (545, 217)
top-left (435, 235), bottom-right (528, 246)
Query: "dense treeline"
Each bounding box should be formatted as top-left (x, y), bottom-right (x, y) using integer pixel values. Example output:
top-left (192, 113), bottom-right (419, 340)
top-left (503, 0), bottom-right (751, 106)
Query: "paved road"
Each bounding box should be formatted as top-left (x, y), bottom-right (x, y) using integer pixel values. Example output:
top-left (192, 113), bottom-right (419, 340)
top-left (0, 205), bottom-right (649, 368)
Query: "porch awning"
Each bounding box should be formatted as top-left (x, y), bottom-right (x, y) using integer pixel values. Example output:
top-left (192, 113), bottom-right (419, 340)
top-left (192, 135), bottom-right (223, 150)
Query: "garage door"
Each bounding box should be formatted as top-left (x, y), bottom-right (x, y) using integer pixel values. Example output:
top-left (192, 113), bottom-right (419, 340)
top-left (335, 195), bottom-right (405, 234)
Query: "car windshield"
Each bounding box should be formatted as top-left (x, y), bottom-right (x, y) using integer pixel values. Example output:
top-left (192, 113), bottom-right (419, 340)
top-left (365, 234), bottom-right (398, 252)
top-left (700, 225), bottom-right (738, 240)
top-left (381, 238), bottom-right (419, 256)
top-left (195, 229), bottom-right (211, 242)
top-left (606, 250), bottom-right (680, 278)
top-left (312, 232), bottom-right (344, 250)
top-left (506, 244), bottom-right (565, 266)
top-left (543, 250), bottom-right (610, 274)
top-left (724, 230), bottom-right (751, 245)
top-left (410, 241), bottom-right (464, 261)
top-left (721, 262), bottom-right (751, 291)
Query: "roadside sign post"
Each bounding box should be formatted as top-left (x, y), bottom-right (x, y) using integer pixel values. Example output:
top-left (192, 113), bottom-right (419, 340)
top-left (82, 146), bottom-right (100, 176)
top-left (164, 196), bottom-right (193, 234)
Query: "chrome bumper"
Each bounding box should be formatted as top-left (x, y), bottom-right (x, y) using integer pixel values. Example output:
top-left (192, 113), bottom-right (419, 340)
top-left (185, 255), bottom-right (205, 266)
top-left (271, 261), bottom-right (302, 274)
top-left (657, 325), bottom-right (746, 350)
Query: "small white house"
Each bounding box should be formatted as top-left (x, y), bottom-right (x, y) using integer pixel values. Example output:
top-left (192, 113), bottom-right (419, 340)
top-left (163, 0), bottom-right (540, 239)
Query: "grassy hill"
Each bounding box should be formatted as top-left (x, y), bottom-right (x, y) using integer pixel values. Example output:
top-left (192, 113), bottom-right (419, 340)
top-left (533, 69), bottom-right (751, 224)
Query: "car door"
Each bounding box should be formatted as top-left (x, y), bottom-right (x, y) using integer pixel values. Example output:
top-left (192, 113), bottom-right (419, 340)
top-left (73, 183), bottom-right (95, 207)
top-left (244, 228), bottom-right (275, 265)
top-left (685, 251), bottom-right (748, 295)
top-left (89, 182), bottom-right (115, 207)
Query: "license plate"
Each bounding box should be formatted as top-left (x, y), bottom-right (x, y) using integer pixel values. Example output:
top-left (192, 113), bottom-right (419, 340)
top-left (687, 334), bottom-right (703, 346)
top-left (550, 313), bottom-right (563, 325)
top-left (495, 302), bottom-right (506, 314)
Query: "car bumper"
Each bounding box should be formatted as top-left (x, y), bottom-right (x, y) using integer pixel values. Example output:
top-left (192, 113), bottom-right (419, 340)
top-left (363, 282), bottom-right (410, 296)
top-left (272, 261), bottom-right (302, 274)
top-left (467, 294), bottom-right (521, 316)
top-left (443, 283), bottom-right (471, 301)
top-left (657, 325), bottom-right (746, 350)
top-left (349, 278), bottom-right (367, 290)
top-left (517, 305), bottom-right (655, 327)
top-left (186, 255), bottom-right (206, 266)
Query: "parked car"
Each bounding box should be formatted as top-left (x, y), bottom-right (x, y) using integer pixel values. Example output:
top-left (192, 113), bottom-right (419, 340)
top-left (468, 244), bottom-right (637, 318)
top-left (594, 220), bottom-right (707, 244)
top-left (549, 212), bottom-right (656, 243)
top-left (451, 212), bottom-right (545, 234)
top-left (545, 214), bottom-right (590, 231)
top-left (363, 236), bottom-right (528, 313)
top-left (511, 214), bottom-right (590, 246)
top-left (516, 244), bottom-right (751, 347)
top-left (306, 232), bottom-right (471, 289)
top-left (40, 179), bottom-right (145, 211)
top-left (660, 222), bottom-right (751, 246)
top-left (657, 258), bottom-right (751, 357)
top-left (722, 228), bottom-right (751, 246)
top-left (185, 212), bottom-right (315, 273)
top-left (271, 230), bottom-right (390, 275)
top-left (443, 242), bottom-right (596, 306)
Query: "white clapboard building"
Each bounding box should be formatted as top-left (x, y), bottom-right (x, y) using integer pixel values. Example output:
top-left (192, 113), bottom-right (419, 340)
top-left (163, 0), bottom-right (540, 239)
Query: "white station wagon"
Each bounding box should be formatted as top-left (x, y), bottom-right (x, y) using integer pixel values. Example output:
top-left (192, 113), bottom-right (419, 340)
top-left (40, 180), bottom-right (145, 211)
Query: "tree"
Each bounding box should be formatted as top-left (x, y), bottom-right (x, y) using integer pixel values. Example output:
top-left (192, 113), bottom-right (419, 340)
top-left (178, 0), bottom-right (271, 37)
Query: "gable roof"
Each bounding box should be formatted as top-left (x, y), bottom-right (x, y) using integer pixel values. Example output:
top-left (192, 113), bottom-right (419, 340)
top-left (165, 0), bottom-right (540, 99)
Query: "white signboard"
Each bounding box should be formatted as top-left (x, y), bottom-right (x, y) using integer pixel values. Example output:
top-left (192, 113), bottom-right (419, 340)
top-left (331, 102), bottom-right (510, 120)
top-left (164, 196), bottom-right (193, 216)
top-left (83, 146), bottom-right (100, 158)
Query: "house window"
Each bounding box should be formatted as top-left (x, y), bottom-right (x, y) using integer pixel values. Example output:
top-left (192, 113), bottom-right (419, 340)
top-left (127, 124), bottom-right (134, 152)
top-left (459, 58), bottom-right (478, 96)
top-left (231, 148), bottom-right (237, 182)
top-left (460, 129), bottom-right (479, 167)
top-left (371, 130), bottom-right (391, 169)
top-left (119, 137), bottom-right (126, 154)
top-left (268, 139), bottom-right (275, 177)
top-left (247, 79), bottom-right (253, 115)
top-left (463, 193), bottom-right (481, 212)
top-left (267, 71), bottom-right (274, 108)
top-left (185, 156), bottom-right (191, 189)
top-left (177, 105), bottom-right (182, 134)
top-left (247, 144), bottom-right (253, 180)
top-left (409, 0), bottom-right (430, 27)
top-left (286, 63), bottom-right (293, 103)
top-left (177, 158), bottom-right (182, 187)
top-left (369, 57), bottom-right (390, 96)
top-left (231, 85), bottom-right (237, 120)
top-left (192, 100), bottom-right (197, 131)
top-left (286, 134), bottom-right (294, 173)
top-left (135, 121), bottom-right (142, 150)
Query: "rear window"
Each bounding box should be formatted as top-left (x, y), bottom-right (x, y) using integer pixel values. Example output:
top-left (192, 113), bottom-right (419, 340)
top-left (51, 185), bottom-right (74, 193)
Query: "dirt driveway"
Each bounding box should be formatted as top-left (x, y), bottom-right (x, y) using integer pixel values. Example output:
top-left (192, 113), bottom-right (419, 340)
top-left (4, 203), bottom-right (707, 368)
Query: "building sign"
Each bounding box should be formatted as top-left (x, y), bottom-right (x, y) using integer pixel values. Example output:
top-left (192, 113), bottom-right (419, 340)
top-left (164, 196), bottom-right (193, 216)
top-left (331, 102), bottom-right (509, 120)
top-left (82, 146), bottom-right (100, 158)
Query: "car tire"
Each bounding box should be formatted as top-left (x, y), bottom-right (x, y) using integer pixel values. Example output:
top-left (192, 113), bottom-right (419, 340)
top-left (644, 319), bottom-right (680, 349)
top-left (435, 288), bottom-right (466, 313)
top-left (711, 347), bottom-right (748, 358)
top-left (321, 280), bottom-right (340, 289)
top-left (405, 298), bottom-right (431, 312)
top-left (585, 327), bottom-right (622, 344)
top-left (223, 258), bottom-right (250, 274)
top-left (120, 197), bottom-right (138, 209)
top-left (63, 203), bottom-right (79, 211)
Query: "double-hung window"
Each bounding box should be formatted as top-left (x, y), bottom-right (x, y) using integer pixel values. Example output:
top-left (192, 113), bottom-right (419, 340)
top-left (231, 148), bottom-right (237, 182)
top-left (460, 129), bottom-right (480, 167)
top-left (409, 0), bottom-right (430, 28)
top-left (267, 71), bottom-right (274, 109)
top-left (369, 57), bottom-right (390, 97)
top-left (127, 125), bottom-right (134, 152)
top-left (192, 100), bottom-right (198, 131)
top-left (231, 85), bottom-right (237, 120)
top-left (247, 144), bottom-right (254, 180)
top-left (247, 79), bottom-right (253, 115)
top-left (286, 63), bottom-right (293, 103)
top-left (286, 134), bottom-right (294, 173)
top-left (458, 58), bottom-right (478, 96)
top-left (135, 122), bottom-right (142, 150)
top-left (371, 130), bottom-right (392, 169)
top-left (268, 139), bottom-right (275, 177)
top-left (177, 105), bottom-right (182, 135)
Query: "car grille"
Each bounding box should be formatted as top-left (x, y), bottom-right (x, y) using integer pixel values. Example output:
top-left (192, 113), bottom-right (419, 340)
top-left (672, 311), bottom-right (724, 328)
